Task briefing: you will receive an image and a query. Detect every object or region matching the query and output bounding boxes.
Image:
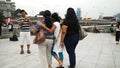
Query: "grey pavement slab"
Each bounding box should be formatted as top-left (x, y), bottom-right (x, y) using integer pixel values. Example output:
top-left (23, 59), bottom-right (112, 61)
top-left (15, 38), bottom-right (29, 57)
top-left (0, 33), bottom-right (120, 68)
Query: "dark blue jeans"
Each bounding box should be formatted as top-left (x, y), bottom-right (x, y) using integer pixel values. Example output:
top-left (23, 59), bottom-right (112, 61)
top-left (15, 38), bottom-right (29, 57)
top-left (64, 34), bottom-right (79, 68)
top-left (116, 31), bottom-right (120, 41)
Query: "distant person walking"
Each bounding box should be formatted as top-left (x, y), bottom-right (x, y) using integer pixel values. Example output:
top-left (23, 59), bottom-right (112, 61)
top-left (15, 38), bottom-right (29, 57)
top-left (92, 25), bottom-right (100, 33)
top-left (18, 10), bottom-right (33, 54)
top-left (115, 21), bottom-right (120, 45)
top-left (38, 13), bottom-right (64, 67)
top-left (8, 23), bottom-right (13, 38)
top-left (61, 8), bottom-right (80, 68)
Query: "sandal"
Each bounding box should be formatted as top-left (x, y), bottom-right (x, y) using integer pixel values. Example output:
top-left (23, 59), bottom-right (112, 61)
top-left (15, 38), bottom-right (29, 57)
top-left (27, 50), bottom-right (31, 54)
top-left (20, 51), bottom-right (24, 54)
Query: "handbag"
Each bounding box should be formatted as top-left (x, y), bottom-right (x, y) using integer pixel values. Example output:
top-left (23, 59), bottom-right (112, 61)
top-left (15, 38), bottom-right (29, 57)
top-left (33, 29), bottom-right (45, 44)
top-left (79, 26), bottom-right (88, 40)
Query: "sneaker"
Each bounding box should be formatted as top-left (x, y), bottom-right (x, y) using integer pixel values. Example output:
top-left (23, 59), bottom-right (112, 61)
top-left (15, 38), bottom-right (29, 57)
top-left (27, 50), bottom-right (31, 54)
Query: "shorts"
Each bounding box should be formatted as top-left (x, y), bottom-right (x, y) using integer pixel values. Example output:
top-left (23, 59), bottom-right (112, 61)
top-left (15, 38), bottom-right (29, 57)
top-left (19, 32), bottom-right (31, 45)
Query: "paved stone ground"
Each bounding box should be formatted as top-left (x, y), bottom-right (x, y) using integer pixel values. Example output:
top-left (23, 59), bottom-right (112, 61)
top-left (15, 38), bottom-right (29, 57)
top-left (0, 33), bottom-right (120, 68)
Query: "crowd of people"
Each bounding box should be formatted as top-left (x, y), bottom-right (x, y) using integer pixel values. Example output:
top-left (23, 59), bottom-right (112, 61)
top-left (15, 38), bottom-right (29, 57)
top-left (1, 7), bottom-right (120, 68)
top-left (17, 8), bottom-right (80, 68)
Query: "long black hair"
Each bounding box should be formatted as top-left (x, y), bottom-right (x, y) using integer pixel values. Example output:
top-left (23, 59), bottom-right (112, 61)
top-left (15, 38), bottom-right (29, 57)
top-left (52, 13), bottom-right (60, 22)
top-left (43, 10), bottom-right (53, 28)
top-left (63, 7), bottom-right (79, 29)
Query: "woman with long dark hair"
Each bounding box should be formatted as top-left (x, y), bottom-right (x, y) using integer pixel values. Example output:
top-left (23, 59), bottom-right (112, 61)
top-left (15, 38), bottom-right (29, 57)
top-left (61, 8), bottom-right (80, 68)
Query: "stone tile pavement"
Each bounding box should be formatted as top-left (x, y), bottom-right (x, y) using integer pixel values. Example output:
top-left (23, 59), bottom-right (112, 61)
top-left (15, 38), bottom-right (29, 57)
top-left (0, 33), bottom-right (120, 68)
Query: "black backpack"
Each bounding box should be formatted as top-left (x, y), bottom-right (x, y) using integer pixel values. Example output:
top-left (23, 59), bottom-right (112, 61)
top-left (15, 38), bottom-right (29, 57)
top-left (10, 35), bottom-right (18, 41)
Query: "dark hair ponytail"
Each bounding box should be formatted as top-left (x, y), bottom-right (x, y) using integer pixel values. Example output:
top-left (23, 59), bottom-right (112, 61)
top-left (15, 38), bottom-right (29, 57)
top-left (43, 10), bottom-right (53, 28)
top-left (44, 16), bottom-right (52, 28)
top-left (52, 13), bottom-right (60, 22)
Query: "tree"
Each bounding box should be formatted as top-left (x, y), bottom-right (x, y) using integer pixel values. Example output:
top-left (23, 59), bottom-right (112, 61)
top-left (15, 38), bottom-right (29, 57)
top-left (39, 11), bottom-right (45, 15)
top-left (0, 11), bottom-right (5, 25)
top-left (0, 11), bottom-right (5, 36)
top-left (13, 9), bottom-right (21, 17)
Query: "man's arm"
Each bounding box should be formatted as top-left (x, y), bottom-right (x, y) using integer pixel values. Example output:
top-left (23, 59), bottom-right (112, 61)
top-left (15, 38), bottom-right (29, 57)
top-left (29, 20), bottom-right (33, 26)
top-left (18, 21), bottom-right (23, 26)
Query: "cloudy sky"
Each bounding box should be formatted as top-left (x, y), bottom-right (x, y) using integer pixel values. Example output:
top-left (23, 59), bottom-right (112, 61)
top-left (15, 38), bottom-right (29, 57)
top-left (11, 0), bottom-right (120, 19)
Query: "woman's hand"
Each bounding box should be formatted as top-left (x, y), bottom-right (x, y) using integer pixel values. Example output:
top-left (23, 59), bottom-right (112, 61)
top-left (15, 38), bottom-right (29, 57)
top-left (31, 28), bottom-right (37, 34)
top-left (37, 22), bottom-right (45, 28)
top-left (60, 41), bottom-right (64, 48)
top-left (24, 16), bottom-right (29, 21)
top-left (60, 25), bottom-right (68, 48)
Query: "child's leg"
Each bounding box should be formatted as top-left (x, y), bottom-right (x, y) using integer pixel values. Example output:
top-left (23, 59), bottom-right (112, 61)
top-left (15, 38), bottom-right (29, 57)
top-left (58, 52), bottom-right (64, 62)
top-left (51, 45), bottom-right (63, 67)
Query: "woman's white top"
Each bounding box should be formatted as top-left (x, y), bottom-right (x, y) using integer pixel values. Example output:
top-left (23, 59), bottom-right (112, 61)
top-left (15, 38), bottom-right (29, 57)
top-left (53, 22), bottom-right (64, 52)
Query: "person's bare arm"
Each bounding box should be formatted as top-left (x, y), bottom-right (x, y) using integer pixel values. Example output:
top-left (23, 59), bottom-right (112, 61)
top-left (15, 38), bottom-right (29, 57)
top-left (37, 22), bottom-right (56, 33)
top-left (61, 25), bottom-right (68, 42)
top-left (60, 25), bottom-right (68, 47)
top-left (31, 28), bottom-right (37, 34)
top-left (29, 20), bottom-right (33, 26)
top-left (43, 24), bottom-right (56, 33)
top-left (18, 21), bottom-right (23, 26)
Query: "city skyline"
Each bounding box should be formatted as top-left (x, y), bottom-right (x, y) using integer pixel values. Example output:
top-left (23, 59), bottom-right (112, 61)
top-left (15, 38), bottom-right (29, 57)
top-left (11, 0), bottom-right (120, 19)
top-left (76, 8), bottom-right (81, 20)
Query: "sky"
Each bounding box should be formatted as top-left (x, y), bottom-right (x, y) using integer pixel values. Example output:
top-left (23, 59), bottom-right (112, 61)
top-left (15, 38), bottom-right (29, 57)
top-left (11, 0), bottom-right (120, 19)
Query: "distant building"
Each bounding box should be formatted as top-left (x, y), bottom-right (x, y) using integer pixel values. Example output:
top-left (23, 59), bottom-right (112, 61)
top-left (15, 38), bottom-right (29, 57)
top-left (0, 0), bottom-right (15, 17)
top-left (103, 16), bottom-right (116, 21)
top-left (114, 13), bottom-right (120, 21)
top-left (98, 14), bottom-right (103, 20)
top-left (76, 8), bottom-right (81, 20)
top-left (98, 13), bottom-right (103, 20)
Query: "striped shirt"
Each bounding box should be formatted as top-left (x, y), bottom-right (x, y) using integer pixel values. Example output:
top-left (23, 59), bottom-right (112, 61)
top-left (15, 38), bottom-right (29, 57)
top-left (18, 17), bottom-right (31, 32)
top-left (35, 21), bottom-right (54, 39)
